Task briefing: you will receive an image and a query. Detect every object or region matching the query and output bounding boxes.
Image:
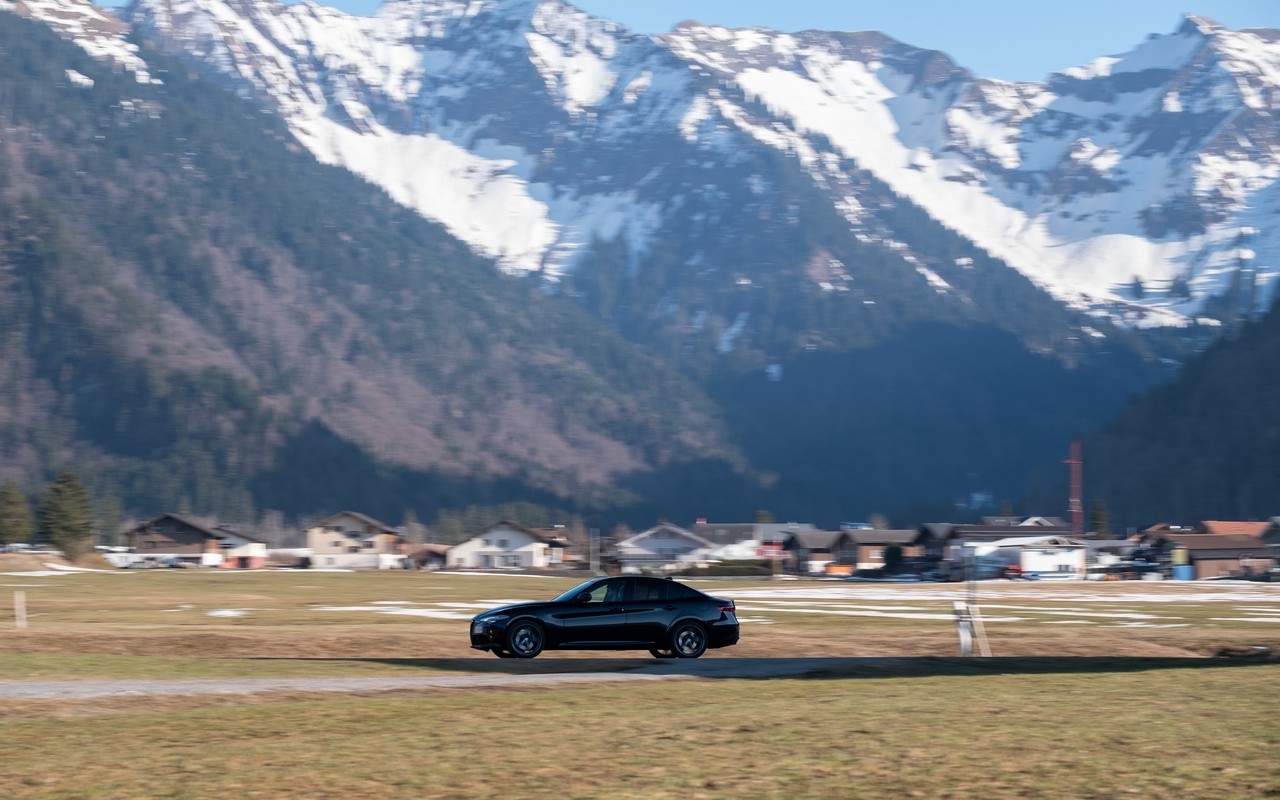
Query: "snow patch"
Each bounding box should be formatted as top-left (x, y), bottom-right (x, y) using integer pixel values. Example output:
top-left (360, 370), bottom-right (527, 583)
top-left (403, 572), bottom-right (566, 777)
top-left (65, 69), bottom-right (94, 89)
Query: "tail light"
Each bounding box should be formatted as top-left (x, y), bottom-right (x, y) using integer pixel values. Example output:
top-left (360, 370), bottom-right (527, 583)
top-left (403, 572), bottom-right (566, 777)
top-left (716, 602), bottom-right (735, 613)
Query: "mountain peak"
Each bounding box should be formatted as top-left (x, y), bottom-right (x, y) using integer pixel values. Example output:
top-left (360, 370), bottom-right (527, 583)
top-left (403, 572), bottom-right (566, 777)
top-left (1178, 13), bottom-right (1223, 37)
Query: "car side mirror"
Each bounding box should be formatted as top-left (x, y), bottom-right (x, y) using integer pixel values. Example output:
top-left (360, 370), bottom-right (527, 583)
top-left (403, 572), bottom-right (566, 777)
top-left (576, 592), bottom-right (592, 604)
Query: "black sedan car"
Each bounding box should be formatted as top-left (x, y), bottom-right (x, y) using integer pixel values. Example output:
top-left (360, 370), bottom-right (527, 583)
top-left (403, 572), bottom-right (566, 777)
top-left (470, 576), bottom-right (739, 659)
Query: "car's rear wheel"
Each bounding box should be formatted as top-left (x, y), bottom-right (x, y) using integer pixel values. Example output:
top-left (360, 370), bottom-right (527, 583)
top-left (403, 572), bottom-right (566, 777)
top-left (669, 621), bottom-right (707, 659)
top-left (506, 621), bottom-right (545, 659)
top-left (648, 648), bottom-right (676, 659)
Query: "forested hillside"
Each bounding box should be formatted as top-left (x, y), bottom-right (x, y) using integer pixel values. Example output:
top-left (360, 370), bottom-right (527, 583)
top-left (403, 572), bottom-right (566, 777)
top-left (1086, 297), bottom-right (1280, 529)
top-left (0, 12), bottom-right (745, 525)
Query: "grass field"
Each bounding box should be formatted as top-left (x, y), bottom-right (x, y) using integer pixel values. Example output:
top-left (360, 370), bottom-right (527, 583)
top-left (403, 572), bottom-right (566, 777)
top-left (1, 566), bottom-right (1277, 798)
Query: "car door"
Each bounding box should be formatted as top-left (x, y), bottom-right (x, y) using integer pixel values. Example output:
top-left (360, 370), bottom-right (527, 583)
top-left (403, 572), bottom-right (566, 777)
top-left (622, 578), bottom-right (679, 643)
top-left (556, 578), bottom-right (633, 644)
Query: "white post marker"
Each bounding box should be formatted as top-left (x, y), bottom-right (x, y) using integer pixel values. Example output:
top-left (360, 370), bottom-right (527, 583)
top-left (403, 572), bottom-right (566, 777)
top-left (953, 600), bottom-right (991, 657)
top-left (14, 590), bottom-right (26, 629)
top-left (953, 600), bottom-right (972, 657)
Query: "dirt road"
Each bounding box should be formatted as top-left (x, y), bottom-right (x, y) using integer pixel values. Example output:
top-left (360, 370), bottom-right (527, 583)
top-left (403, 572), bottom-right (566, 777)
top-left (0, 658), bottom-right (903, 700)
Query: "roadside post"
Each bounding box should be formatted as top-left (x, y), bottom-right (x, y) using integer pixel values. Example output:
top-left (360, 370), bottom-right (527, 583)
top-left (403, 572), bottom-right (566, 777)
top-left (954, 548), bottom-right (990, 656)
top-left (953, 601), bottom-right (972, 656)
top-left (14, 591), bottom-right (27, 629)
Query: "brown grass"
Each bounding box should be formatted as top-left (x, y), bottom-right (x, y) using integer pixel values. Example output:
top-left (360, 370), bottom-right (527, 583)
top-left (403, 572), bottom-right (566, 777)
top-left (1, 666), bottom-right (1277, 799)
top-left (0, 570), bottom-right (1278, 798)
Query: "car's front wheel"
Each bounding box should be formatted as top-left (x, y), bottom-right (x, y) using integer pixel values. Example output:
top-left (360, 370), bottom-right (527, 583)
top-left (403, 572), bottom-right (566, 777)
top-left (669, 621), bottom-right (707, 659)
top-left (505, 621), bottom-right (545, 659)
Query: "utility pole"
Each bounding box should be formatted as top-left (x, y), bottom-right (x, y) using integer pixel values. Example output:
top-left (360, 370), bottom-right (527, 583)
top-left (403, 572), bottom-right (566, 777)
top-left (1063, 438), bottom-right (1084, 538)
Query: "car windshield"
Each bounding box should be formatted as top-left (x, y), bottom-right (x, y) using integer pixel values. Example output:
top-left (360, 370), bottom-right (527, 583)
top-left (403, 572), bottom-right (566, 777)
top-left (552, 579), bottom-right (602, 603)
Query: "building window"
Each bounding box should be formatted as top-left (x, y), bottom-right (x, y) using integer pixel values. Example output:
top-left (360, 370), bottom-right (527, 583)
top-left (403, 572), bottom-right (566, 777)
top-left (869, 549), bottom-right (882, 560)
top-left (363, 541), bottom-right (374, 549)
top-left (331, 540), bottom-right (341, 548)
top-left (347, 546), bottom-right (359, 554)
top-left (498, 538), bottom-right (508, 548)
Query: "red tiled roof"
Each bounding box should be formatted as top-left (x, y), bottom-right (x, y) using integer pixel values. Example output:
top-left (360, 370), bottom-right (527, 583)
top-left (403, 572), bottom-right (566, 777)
top-left (1164, 533), bottom-right (1273, 552)
top-left (1200, 521), bottom-right (1270, 537)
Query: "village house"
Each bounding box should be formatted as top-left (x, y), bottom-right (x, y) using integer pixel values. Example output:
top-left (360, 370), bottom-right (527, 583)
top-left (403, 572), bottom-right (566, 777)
top-left (126, 513), bottom-right (267, 568)
top-left (613, 523), bottom-right (714, 573)
top-left (930, 517), bottom-right (1073, 567)
top-left (785, 529), bottom-right (841, 574)
top-left (305, 511), bottom-right (405, 569)
top-left (1195, 520), bottom-right (1278, 543)
top-left (1150, 532), bottom-right (1275, 580)
top-left (972, 535), bottom-right (1090, 580)
top-left (410, 543), bottom-right (451, 570)
top-left (448, 521), bottom-right (567, 569)
top-left (830, 527), bottom-right (944, 573)
top-left (689, 520), bottom-right (818, 564)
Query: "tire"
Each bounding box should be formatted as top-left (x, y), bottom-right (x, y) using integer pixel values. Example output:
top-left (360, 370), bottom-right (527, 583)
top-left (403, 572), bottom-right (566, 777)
top-left (505, 620), bottom-right (545, 659)
top-left (669, 621), bottom-right (708, 659)
top-left (648, 648), bottom-right (677, 659)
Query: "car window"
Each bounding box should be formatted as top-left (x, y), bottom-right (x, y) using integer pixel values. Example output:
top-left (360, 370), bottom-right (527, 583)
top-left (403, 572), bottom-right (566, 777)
top-left (633, 579), bottom-right (668, 601)
top-left (554, 579), bottom-right (600, 602)
top-left (585, 578), bottom-right (632, 604)
top-left (669, 583), bottom-right (700, 600)
top-left (606, 578), bottom-right (633, 603)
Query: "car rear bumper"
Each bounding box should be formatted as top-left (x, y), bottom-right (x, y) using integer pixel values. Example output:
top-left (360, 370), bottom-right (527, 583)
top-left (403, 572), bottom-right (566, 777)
top-left (708, 620), bottom-right (740, 649)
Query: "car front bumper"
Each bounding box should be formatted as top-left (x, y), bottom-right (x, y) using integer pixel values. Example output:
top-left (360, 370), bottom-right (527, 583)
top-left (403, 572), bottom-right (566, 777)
top-left (470, 622), bottom-right (504, 651)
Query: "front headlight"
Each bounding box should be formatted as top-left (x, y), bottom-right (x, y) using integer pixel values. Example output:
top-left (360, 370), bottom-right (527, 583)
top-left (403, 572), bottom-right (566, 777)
top-left (480, 614), bottom-right (509, 624)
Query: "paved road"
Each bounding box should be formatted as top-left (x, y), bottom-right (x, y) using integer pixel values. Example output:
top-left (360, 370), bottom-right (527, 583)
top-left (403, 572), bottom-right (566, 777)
top-left (0, 658), bottom-right (900, 700)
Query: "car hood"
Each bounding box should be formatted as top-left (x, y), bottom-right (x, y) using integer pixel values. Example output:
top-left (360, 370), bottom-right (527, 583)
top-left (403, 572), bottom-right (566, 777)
top-left (471, 602), bottom-right (544, 621)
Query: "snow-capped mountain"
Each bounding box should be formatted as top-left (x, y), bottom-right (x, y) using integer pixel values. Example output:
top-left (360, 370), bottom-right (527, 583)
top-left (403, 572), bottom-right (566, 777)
top-left (25, 0), bottom-right (1280, 333)
top-left (668, 16), bottom-right (1280, 327)
top-left (131, 0), bottom-right (1280, 329)
top-left (25, 0), bottom-right (1275, 521)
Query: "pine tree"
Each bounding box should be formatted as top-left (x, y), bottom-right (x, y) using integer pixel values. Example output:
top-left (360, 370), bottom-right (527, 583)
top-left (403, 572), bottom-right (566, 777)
top-left (39, 469), bottom-right (94, 561)
top-left (0, 481), bottom-right (35, 546)
top-left (1089, 499), bottom-right (1112, 540)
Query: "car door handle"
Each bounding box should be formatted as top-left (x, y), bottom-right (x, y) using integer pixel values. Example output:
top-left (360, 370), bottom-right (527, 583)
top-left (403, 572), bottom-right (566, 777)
top-left (610, 607), bottom-right (625, 613)
top-left (663, 606), bottom-right (677, 611)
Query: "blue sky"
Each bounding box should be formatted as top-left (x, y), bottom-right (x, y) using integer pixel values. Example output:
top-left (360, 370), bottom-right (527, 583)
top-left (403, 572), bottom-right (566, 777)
top-left (98, 0), bottom-right (1277, 82)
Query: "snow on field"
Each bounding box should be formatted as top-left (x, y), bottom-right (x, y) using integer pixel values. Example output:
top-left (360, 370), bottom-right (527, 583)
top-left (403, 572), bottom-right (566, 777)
top-left (736, 605), bottom-right (1022, 622)
top-left (303, 582), bottom-right (1277, 627)
top-left (714, 583), bottom-right (1280, 626)
top-left (436, 572), bottom-right (558, 578)
top-left (315, 605), bottom-right (475, 620)
top-left (1211, 617), bottom-right (1280, 623)
top-left (715, 584), bottom-right (1280, 605)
